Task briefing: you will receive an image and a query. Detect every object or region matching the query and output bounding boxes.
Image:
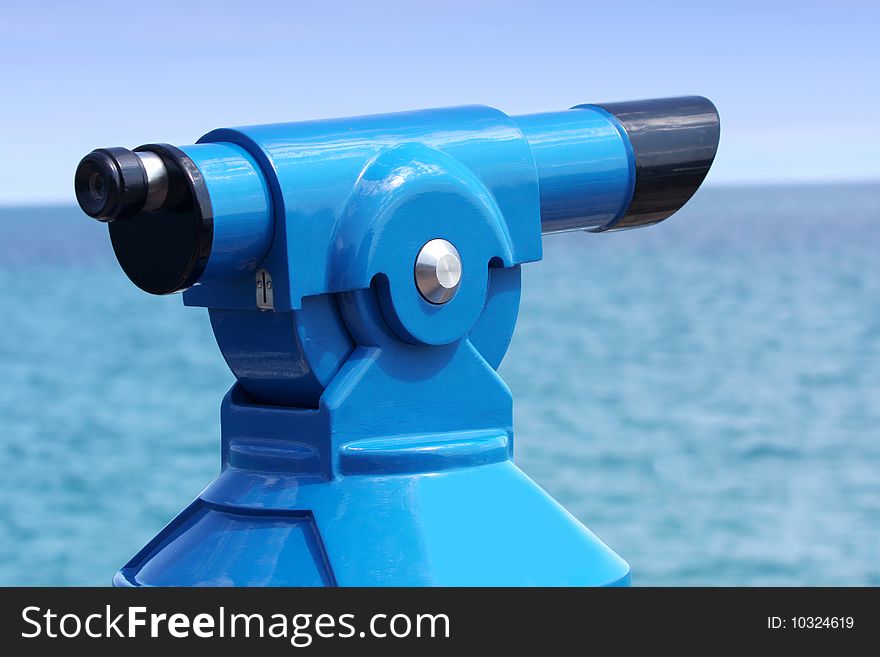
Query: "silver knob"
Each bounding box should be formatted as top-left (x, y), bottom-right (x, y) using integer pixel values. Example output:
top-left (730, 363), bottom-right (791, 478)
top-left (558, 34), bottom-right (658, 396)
top-left (414, 238), bottom-right (462, 304)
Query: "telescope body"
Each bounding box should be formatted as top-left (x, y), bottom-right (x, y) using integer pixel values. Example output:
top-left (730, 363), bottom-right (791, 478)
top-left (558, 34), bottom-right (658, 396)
top-left (75, 98), bottom-right (719, 586)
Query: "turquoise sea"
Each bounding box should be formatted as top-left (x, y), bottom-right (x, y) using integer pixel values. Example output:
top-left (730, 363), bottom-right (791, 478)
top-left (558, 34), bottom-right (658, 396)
top-left (1, 184), bottom-right (878, 586)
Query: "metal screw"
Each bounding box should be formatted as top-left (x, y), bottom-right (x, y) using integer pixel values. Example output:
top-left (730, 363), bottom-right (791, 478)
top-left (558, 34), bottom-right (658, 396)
top-left (414, 239), bottom-right (462, 304)
top-left (256, 268), bottom-right (274, 310)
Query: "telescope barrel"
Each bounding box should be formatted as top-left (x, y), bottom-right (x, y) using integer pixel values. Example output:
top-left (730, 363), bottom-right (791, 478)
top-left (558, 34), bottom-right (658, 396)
top-left (516, 96), bottom-right (720, 233)
top-left (73, 97), bottom-right (718, 295)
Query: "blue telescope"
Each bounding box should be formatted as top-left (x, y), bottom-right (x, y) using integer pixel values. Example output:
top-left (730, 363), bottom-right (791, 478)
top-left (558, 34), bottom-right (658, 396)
top-left (75, 97), bottom-right (719, 586)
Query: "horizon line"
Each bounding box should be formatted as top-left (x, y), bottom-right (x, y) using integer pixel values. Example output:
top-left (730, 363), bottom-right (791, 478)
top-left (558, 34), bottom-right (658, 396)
top-left (1, 179), bottom-right (877, 209)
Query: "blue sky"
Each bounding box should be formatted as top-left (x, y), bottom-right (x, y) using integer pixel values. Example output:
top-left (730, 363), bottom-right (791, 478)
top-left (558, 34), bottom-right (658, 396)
top-left (0, 0), bottom-right (877, 204)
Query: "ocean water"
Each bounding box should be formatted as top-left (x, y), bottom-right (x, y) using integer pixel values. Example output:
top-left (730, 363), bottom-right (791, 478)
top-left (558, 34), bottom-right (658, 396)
top-left (0, 184), bottom-right (878, 586)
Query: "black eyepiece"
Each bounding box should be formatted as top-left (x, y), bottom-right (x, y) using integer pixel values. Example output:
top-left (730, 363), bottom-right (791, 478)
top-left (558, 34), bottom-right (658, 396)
top-left (74, 147), bottom-right (148, 222)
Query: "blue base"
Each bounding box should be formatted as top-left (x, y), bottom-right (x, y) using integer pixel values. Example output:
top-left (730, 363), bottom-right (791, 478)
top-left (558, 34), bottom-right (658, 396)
top-left (115, 456), bottom-right (630, 587)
